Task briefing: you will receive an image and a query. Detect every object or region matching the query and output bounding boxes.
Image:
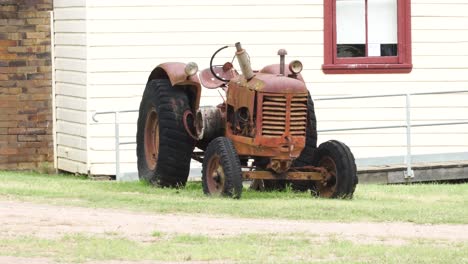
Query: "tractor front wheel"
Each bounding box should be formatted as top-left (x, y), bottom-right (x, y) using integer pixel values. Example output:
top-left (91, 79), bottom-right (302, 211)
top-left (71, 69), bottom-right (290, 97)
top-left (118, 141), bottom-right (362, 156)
top-left (315, 140), bottom-right (358, 199)
top-left (202, 137), bottom-right (243, 198)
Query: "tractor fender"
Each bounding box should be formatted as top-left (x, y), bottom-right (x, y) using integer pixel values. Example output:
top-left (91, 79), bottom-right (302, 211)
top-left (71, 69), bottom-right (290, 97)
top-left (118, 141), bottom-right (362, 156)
top-left (147, 62), bottom-right (202, 111)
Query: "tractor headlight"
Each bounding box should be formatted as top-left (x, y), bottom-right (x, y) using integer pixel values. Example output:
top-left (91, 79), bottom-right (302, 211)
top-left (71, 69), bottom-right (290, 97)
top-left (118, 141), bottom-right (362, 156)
top-left (185, 62), bottom-right (198, 76)
top-left (289, 60), bottom-right (303, 74)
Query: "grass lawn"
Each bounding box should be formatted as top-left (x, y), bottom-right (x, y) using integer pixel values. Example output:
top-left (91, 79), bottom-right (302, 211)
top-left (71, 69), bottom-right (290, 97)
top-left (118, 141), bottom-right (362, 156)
top-left (0, 171), bottom-right (467, 224)
top-left (1, 233), bottom-right (466, 264)
top-left (0, 171), bottom-right (467, 263)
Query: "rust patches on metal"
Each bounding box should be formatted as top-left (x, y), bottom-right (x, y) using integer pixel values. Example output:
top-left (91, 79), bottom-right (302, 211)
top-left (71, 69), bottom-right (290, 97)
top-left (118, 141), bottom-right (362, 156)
top-left (269, 159), bottom-right (292, 174)
top-left (242, 165), bottom-right (330, 181)
top-left (182, 109), bottom-right (198, 141)
top-left (150, 62), bottom-right (202, 111)
top-left (259, 64), bottom-right (305, 82)
top-left (252, 74), bottom-right (307, 93)
top-left (243, 170), bottom-right (324, 181)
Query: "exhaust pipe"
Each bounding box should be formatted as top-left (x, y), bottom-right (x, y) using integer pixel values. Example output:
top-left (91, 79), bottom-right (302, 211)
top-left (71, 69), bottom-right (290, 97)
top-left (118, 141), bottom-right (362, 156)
top-left (235, 42), bottom-right (254, 80)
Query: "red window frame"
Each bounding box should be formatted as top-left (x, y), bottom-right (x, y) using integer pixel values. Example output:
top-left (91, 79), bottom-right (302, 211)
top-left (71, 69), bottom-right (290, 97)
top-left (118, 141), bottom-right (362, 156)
top-left (323, 0), bottom-right (413, 74)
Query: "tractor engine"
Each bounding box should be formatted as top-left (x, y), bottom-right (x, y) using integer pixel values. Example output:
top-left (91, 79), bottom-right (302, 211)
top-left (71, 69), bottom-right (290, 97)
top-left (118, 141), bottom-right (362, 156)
top-left (222, 43), bottom-right (310, 171)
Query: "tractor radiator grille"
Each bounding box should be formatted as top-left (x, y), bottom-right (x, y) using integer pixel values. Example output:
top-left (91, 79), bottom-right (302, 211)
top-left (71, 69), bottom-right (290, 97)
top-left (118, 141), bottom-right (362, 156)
top-left (261, 94), bottom-right (308, 137)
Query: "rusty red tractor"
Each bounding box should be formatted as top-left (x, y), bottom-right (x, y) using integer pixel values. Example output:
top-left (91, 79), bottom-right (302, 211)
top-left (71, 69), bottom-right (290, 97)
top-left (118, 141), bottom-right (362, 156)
top-left (136, 42), bottom-right (358, 199)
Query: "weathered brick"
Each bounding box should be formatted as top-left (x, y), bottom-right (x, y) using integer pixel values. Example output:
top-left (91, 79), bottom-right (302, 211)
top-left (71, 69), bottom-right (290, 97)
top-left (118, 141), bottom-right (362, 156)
top-left (0, 133), bottom-right (17, 140)
top-left (36, 52), bottom-right (50, 59)
top-left (0, 53), bottom-right (17, 59)
top-left (0, 0), bottom-right (17, 5)
top-left (16, 141), bottom-right (49, 148)
top-left (8, 60), bottom-right (27, 67)
top-left (37, 120), bottom-right (50, 127)
top-left (0, 39), bottom-right (16, 46)
top-left (0, 121), bottom-right (17, 128)
top-left (2, 73), bottom-right (27, 80)
top-left (0, 99), bottom-right (18, 107)
top-left (18, 120), bottom-right (37, 128)
top-left (0, 5), bottom-right (17, 12)
top-left (36, 4), bottom-right (52, 11)
top-left (26, 18), bottom-right (48, 25)
top-left (37, 135), bottom-right (52, 142)
top-left (0, 147), bottom-right (18, 155)
top-left (0, 67), bottom-right (16, 74)
top-left (17, 162), bottom-right (38, 170)
top-left (0, 25), bottom-right (18, 32)
top-left (7, 87), bottom-right (21, 94)
top-left (0, 95), bottom-right (17, 101)
top-left (0, 12), bottom-right (17, 20)
top-left (16, 79), bottom-right (51, 88)
top-left (37, 147), bottom-right (52, 155)
top-left (7, 19), bottom-right (25, 26)
top-left (1, 0), bottom-right (53, 171)
top-left (18, 11), bottom-right (49, 19)
top-left (25, 31), bottom-right (45, 39)
top-left (37, 66), bottom-right (50, 72)
top-left (35, 24), bottom-right (49, 32)
top-left (18, 135), bottom-right (38, 142)
top-left (27, 73), bottom-right (50, 80)
top-left (0, 74), bottom-right (8, 81)
top-left (27, 59), bottom-right (49, 66)
top-left (0, 81), bottom-right (16, 87)
top-left (6, 32), bottom-right (27, 40)
top-left (8, 127), bottom-right (46, 135)
top-left (0, 163), bottom-right (20, 169)
top-left (17, 25), bottom-right (36, 32)
top-left (17, 66), bottom-right (38, 74)
top-left (18, 147), bottom-right (37, 155)
top-left (8, 45), bottom-right (48, 53)
top-left (23, 87), bottom-right (51, 94)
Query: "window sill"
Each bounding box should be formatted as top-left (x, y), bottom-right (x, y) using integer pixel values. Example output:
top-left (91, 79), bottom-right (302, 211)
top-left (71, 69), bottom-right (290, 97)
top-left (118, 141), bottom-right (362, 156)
top-left (322, 63), bottom-right (412, 74)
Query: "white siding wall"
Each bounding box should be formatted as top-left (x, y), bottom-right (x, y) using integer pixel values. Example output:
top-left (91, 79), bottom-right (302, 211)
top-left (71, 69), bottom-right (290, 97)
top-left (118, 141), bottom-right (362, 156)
top-left (53, 0), bottom-right (88, 174)
top-left (55, 0), bottom-right (468, 175)
top-left (316, 0), bottom-right (468, 159)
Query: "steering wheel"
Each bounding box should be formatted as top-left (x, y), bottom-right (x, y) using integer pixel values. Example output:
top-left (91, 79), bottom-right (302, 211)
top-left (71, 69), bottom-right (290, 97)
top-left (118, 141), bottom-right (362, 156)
top-left (210, 45), bottom-right (231, 83)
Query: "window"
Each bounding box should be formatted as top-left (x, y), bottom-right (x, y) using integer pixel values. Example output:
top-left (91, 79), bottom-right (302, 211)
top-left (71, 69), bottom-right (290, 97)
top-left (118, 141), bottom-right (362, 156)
top-left (323, 0), bottom-right (412, 74)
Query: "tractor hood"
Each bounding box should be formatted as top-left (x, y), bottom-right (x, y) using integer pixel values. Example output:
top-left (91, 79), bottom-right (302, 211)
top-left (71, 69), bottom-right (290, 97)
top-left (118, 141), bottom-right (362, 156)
top-left (246, 73), bottom-right (308, 94)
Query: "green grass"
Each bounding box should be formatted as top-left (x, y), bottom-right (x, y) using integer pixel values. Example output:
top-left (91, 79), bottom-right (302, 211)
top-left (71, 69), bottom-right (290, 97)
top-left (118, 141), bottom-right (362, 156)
top-left (0, 171), bottom-right (467, 224)
top-left (0, 233), bottom-right (466, 264)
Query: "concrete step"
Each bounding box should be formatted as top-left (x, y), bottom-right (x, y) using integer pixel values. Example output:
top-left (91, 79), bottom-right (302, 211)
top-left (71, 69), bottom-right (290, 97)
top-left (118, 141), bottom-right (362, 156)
top-left (358, 160), bottom-right (468, 184)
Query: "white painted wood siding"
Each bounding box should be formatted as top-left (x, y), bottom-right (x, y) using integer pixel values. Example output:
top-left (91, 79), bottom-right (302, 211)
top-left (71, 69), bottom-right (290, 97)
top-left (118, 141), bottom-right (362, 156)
top-left (55, 0), bottom-right (468, 175)
top-left (316, 0), bottom-right (468, 159)
top-left (53, 0), bottom-right (88, 174)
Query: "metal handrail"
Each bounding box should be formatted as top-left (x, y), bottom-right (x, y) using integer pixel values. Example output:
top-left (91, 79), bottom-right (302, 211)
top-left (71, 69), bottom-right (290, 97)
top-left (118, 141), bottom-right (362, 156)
top-left (91, 90), bottom-right (468, 181)
top-left (92, 110), bottom-right (139, 180)
top-left (316, 89), bottom-right (468, 179)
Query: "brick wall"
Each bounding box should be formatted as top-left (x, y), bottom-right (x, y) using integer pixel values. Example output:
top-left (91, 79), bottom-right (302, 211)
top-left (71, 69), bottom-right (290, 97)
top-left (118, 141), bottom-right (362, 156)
top-left (0, 0), bottom-right (53, 171)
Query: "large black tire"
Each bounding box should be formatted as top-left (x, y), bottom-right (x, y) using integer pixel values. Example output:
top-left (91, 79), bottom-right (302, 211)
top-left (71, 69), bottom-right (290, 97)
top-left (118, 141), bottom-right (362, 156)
top-left (315, 140), bottom-right (358, 199)
top-left (202, 137), bottom-right (243, 198)
top-left (136, 79), bottom-right (194, 187)
top-left (290, 93), bottom-right (318, 191)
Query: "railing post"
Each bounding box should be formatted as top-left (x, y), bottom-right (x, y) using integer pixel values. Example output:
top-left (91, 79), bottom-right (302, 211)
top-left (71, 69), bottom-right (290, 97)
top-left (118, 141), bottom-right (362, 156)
top-left (114, 112), bottom-right (121, 181)
top-left (404, 94), bottom-right (414, 179)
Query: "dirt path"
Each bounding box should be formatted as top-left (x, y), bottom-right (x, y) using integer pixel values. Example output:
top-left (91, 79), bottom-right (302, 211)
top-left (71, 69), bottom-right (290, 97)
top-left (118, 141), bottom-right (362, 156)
top-left (1, 200), bottom-right (467, 243)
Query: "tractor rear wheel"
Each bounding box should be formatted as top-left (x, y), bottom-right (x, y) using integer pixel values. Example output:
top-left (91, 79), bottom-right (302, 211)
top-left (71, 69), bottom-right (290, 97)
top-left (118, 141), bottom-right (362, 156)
top-left (315, 140), bottom-right (358, 199)
top-left (202, 137), bottom-right (243, 198)
top-left (136, 79), bottom-right (194, 187)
